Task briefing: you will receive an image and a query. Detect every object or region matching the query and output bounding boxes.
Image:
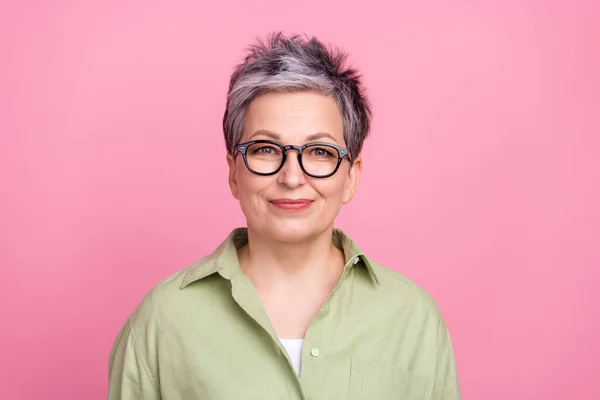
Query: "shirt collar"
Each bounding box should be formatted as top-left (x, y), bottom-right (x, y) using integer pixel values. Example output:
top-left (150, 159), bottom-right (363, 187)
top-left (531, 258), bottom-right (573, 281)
top-left (180, 227), bottom-right (380, 288)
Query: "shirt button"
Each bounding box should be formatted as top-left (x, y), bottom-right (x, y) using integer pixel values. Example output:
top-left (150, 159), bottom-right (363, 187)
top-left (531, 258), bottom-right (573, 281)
top-left (353, 257), bottom-right (360, 265)
top-left (310, 348), bottom-right (320, 357)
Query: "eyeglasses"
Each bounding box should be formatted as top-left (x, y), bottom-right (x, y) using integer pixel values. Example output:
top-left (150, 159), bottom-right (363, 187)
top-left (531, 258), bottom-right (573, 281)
top-left (234, 140), bottom-right (351, 178)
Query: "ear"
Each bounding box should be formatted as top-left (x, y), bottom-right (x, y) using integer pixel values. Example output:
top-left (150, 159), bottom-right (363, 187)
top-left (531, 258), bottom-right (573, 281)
top-left (342, 156), bottom-right (362, 204)
top-left (226, 153), bottom-right (240, 200)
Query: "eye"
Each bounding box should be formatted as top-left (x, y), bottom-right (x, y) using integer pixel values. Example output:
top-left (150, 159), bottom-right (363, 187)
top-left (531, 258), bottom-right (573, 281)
top-left (307, 146), bottom-right (336, 158)
top-left (246, 143), bottom-right (283, 158)
top-left (257, 146), bottom-right (274, 154)
top-left (250, 145), bottom-right (280, 155)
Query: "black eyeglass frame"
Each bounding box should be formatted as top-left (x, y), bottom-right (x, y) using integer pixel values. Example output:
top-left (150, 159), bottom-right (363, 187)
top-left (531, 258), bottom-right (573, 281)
top-left (234, 140), bottom-right (351, 178)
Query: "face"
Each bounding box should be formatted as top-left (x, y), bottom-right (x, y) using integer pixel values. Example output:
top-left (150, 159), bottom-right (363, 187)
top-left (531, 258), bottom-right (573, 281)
top-left (227, 91), bottom-right (362, 243)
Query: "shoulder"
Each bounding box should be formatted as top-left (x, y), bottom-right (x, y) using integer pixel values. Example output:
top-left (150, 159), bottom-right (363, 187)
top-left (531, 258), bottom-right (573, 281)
top-left (369, 260), bottom-right (445, 322)
top-left (366, 260), bottom-right (454, 352)
top-left (128, 256), bottom-right (225, 330)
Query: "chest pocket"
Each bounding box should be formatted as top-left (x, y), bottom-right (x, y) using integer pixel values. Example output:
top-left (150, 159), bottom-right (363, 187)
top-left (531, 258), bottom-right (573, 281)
top-left (348, 357), bottom-right (434, 400)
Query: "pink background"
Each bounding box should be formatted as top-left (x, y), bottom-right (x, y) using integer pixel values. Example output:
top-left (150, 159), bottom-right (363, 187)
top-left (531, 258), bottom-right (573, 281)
top-left (1, 1), bottom-right (599, 399)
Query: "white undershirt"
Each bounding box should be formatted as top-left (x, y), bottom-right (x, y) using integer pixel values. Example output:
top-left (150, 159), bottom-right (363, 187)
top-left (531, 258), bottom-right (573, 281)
top-left (279, 338), bottom-right (304, 377)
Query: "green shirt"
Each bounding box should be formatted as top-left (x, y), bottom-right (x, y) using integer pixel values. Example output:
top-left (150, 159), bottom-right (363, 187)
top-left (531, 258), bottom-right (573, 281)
top-left (108, 228), bottom-right (461, 399)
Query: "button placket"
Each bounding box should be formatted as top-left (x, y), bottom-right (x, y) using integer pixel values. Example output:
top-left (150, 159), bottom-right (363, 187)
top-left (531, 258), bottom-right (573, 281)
top-left (300, 263), bottom-right (353, 395)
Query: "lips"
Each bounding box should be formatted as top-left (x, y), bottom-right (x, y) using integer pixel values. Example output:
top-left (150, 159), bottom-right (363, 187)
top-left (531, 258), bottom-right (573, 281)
top-left (269, 198), bottom-right (314, 211)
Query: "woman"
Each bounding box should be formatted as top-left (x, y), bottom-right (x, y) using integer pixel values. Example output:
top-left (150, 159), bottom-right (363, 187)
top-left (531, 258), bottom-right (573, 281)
top-left (108, 32), bottom-right (461, 399)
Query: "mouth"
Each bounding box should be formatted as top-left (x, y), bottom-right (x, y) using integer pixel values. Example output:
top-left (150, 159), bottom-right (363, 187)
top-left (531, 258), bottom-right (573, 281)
top-left (269, 198), bottom-right (314, 212)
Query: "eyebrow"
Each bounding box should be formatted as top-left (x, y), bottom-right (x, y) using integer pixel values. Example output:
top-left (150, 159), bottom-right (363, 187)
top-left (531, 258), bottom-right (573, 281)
top-left (248, 130), bottom-right (280, 140)
top-left (248, 130), bottom-right (339, 144)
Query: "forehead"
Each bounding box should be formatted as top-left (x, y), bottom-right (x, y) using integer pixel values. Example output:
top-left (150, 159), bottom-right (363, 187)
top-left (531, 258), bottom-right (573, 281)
top-left (242, 91), bottom-right (345, 144)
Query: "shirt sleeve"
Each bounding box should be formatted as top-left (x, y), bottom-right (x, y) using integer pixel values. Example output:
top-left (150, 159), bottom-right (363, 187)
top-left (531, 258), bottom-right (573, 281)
top-left (431, 319), bottom-right (461, 400)
top-left (107, 318), bottom-right (161, 400)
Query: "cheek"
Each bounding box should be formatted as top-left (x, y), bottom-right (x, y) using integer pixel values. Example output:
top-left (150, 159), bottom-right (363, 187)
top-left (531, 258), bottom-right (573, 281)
top-left (313, 175), bottom-right (348, 202)
top-left (235, 170), bottom-right (271, 204)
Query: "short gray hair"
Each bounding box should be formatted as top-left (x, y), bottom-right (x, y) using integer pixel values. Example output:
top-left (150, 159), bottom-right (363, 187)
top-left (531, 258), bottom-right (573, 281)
top-left (223, 32), bottom-right (372, 159)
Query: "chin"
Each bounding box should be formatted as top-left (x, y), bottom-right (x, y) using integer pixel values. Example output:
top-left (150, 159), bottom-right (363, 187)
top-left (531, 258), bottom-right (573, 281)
top-left (257, 219), bottom-right (330, 243)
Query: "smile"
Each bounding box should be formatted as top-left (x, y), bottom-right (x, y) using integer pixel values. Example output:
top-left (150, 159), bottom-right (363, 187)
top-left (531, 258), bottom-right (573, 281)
top-left (269, 198), bottom-right (314, 212)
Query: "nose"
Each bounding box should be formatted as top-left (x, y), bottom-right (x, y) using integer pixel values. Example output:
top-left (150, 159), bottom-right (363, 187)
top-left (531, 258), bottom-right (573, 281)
top-left (276, 149), bottom-right (306, 188)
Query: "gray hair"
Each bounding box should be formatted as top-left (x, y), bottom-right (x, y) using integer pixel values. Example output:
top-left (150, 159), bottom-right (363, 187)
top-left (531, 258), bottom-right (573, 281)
top-left (223, 32), bottom-right (372, 159)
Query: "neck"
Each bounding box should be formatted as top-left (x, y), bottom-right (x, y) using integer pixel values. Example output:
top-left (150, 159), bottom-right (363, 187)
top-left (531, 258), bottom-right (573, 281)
top-left (238, 226), bottom-right (345, 289)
